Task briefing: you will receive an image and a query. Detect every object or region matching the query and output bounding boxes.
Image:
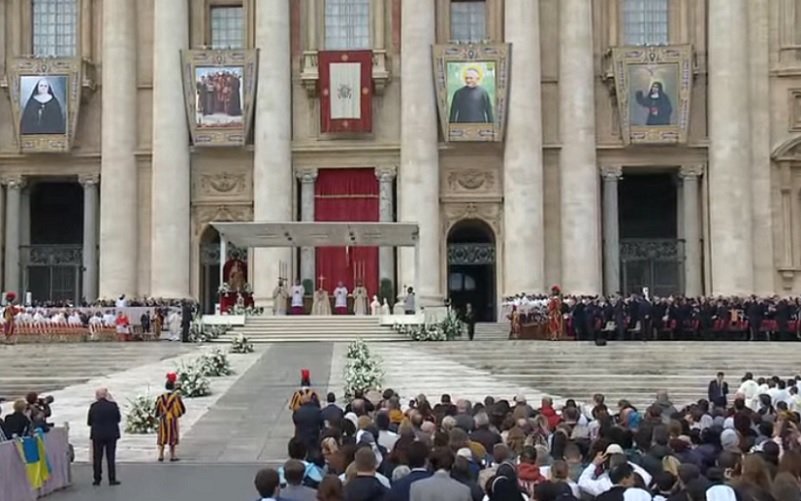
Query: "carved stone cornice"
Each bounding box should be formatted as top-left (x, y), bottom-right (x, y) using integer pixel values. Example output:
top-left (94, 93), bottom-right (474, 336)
top-left (193, 204), bottom-right (254, 235)
top-left (442, 202), bottom-right (502, 236)
top-left (78, 173), bottom-right (100, 186)
top-left (375, 165), bottom-right (397, 182)
top-left (600, 165), bottom-right (623, 180)
top-left (679, 164), bottom-right (705, 179)
top-left (295, 167), bottom-right (319, 184)
top-left (1, 176), bottom-right (26, 190)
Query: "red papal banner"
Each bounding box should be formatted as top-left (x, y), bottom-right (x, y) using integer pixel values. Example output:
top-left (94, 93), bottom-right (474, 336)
top-left (319, 50), bottom-right (373, 133)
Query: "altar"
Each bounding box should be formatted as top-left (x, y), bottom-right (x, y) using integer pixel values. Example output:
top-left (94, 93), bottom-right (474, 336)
top-left (210, 221), bottom-right (422, 316)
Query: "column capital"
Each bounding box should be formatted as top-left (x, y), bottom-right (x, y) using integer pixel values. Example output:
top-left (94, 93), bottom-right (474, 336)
top-left (78, 173), bottom-right (100, 186)
top-left (679, 164), bottom-right (705, 179)
top-left (375, 165), bottom-right (397, 182)
top-left (295, 167), bottom-right (318, 184)
top-left (1, 176), bottom-right (25, 190)
top-left (600, 165), bottom-right (622, 180)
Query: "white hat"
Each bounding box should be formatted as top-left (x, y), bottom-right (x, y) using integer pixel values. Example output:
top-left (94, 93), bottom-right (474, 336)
top-left (605, 444), bottom-right (625, 455)
top-left (456, 448), bottom-right (473, 459)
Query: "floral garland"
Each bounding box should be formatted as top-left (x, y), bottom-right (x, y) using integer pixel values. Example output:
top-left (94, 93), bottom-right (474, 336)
top-left (195, 349), bottom-right (233, 377)
top-left (124, 394), bottom-right (157, 434)
top-left (229, 304), bottom-right (264, 316)
top-left (189, 319), bottom-right (229, 343)
top-left (230, 334), bottom-right (254, 354)
top-left (343, 339), bottom-right (384, 400)
top-left (393, 310), bottom-right (463, 342)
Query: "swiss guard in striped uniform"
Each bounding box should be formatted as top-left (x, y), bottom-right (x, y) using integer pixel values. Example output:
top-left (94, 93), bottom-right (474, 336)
top-left (289, 369), bottom-right (319, 411)
top-left (155, 372), bottom-right (186, 462)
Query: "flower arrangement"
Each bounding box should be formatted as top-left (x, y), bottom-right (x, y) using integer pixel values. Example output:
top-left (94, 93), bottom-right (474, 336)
top-left (217, 282), bottom-right (231, 295)
top-left (394, 310), bottom-right (462, 342)
top-left (229, 305), bottom-right (264, 316)
top-left (343, 339), bottom-right (384, 400)
top-left (242, 283), bottom-right (253, 294)
top-left (188, 319), bottom-right (229, 343)
top-left (175, 362), bottom-right (212, 398)
top-left (230, 334), bottom-right (254, 354)
top-left (195, 349), bottom-right (233, 377)
top-left (124, 394), bottom-right (157, 434)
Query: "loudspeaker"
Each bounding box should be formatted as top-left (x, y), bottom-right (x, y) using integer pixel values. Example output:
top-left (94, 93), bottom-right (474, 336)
top-left (594, 337), bottom-right (607, 346)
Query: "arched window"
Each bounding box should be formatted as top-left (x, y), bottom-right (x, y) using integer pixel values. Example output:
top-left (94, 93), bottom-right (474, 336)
top-left (622, 0), bottom-right (669, 46)
top-left (32, 0), bottom-right (78, 57)
top-left (324, 0), bottom-right (370, 50)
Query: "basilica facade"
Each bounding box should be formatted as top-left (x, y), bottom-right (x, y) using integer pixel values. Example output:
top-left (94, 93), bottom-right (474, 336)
top-left (0, 0), bottom-right (800, 320)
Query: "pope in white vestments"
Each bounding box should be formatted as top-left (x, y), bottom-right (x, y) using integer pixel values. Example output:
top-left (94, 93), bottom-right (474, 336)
top-left (312, 288), bottom-right (332, 316)
top-left (333, 282), bottom-right (349, 315)
top-left (353, 283), bottom-right (368, 316)
top-left (272, 279), bottom-right (289, 315)
top-left (290, 280), bottom-right (305, 315)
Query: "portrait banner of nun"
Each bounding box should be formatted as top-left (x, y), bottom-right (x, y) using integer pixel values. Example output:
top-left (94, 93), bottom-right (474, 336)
top-left (611, 45), bottom-right (693, 145)
top-left (19, 76), bottom-right (68, 135)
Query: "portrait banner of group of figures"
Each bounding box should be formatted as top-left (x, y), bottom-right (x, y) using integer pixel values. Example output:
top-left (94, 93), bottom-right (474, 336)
top-left (6, 58), bottom-right (82, 153)
top-left (181, 50), bottom-right (258, 147)
top-left (432, 44), bottom-right (511, 142)
top-left (611, 45), bottom-right (694, 145)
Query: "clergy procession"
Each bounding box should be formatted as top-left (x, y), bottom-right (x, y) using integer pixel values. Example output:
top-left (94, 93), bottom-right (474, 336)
top-left (272, 278), bottom-right (393, 317)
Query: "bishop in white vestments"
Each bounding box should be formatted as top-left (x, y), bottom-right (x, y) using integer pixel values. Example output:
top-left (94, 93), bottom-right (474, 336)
top-left (333, 282), bottom-right (349, 315)
top-left (312, 288), bottom-right (332, 316)
top-left (290, 280), bottom-right (305, 315)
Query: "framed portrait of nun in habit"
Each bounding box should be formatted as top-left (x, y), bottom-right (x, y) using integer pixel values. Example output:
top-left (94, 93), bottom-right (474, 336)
top-left (19, 76), bottom-right (68, 135)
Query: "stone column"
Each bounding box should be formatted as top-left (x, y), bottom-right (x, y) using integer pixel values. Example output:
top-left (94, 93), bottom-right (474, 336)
top-left (253, 0), bottom-right (292, 305)
top-left (3, 177), bottom-right (24, 296)
top-left (80, 174), bottom-right (99, 302)
top-left (305, 0), bottom-right (317, 50)
top-left (99, 0), bottom-right (138, 299)
top-left (559, 0), bottom-right (601, 295)
top-left (503, 0), bottom-right (544, 296)
top-left (151, 0), bottom-right (190, 298)
top-left (297, 168), bottom-right (318, 287)
top-left (680, 165), bottom-right (703, 297)
top-left (399, 0), bottom-right (440, 305)
top-left (376, 166), bottom-right (396, 290)
top-left (601, 166), bottom-right (622, 296)
top-left (373, 0), bottom-right (385, 50)
top-left (708, 0), bottom-right (753, 295)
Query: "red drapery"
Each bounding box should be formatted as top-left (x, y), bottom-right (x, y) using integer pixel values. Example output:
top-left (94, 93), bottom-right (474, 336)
top-left (315, 168), bottom-right (379, 295)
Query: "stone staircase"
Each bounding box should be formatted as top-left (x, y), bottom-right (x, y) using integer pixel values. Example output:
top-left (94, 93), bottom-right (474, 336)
top-left (474, 322), bottom-right (510, 341)
top-left (213, 316), bottom-right (409, 343)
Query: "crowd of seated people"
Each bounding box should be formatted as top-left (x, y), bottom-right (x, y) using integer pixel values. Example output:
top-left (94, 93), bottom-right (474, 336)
top-left (266, 372), bottom-right (801, 501)
top-left (503, 294), bottom-right (801, 341)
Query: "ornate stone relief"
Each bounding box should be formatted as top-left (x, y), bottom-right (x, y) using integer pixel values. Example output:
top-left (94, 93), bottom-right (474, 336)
top-left (442, 202), bottom-right (502, 236)
top-left (193, 171), bottom-right (250, 202)
top-left (444, 169), bottom-right (498, 197)
top-left (193, 204), bottom-right (253, 235)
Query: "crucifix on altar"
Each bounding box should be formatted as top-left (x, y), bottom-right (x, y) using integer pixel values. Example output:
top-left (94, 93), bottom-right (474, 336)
top-left (312, 274), bottom-right (331, 315)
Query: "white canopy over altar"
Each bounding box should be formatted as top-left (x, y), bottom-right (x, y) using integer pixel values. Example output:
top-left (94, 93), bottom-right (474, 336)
top-left (210, 221), bottom-right (421, 311)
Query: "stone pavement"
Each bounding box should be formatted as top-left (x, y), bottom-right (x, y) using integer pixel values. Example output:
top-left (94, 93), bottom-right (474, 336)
top-left (0, 342), bottom-right (263, 462)
top-left (46, 463), bottom-right (264, 501)
top-left (178, 342), bottom-right (334, 463)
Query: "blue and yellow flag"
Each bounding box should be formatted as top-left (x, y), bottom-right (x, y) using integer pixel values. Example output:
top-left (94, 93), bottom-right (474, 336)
top-left (14, 432), bottom-right (51, 489)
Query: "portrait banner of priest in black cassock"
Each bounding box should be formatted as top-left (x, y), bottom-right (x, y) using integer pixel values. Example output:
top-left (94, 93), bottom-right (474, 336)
top-left (432, 43), bottom-right (511, 142)
top-left (611, 45), bottom-right (693, 145)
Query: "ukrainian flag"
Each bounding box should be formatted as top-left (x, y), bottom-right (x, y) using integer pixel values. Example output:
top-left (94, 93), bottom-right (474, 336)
top-left (14, 432), bottom-right (51, 490)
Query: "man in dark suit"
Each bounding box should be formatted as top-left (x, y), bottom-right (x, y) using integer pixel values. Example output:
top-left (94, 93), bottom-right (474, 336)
top-left (320, 392), bottom-right (344, 428)
top-left (386, 441), bottom-right (432, 501)
top-left (708, 372), bottom-right (729, 409)
top-left (87, 387), bottom-right (121, 486)
top-left (292, 391), bottom-right (323, 454)
top-left (180, 300), bottom-right (192, 343)
top-left (409, 447), bottom-right (471, 501)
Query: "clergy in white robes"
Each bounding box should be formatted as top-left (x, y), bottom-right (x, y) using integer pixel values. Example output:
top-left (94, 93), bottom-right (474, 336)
top-left (370, 295), bottom-right (381, 316)
top-left (333, 282), bottom-right (349, 315)
top-left (380, 298), bottom-right (390, 316)
top-left (290, 280), bottom-right (306, 315)
top-left (272, 279), bottom-right (289, 315)
top-left (353, 283), bottom-right (368, 316)
top-left (312, 289), bottom-right (332, 316)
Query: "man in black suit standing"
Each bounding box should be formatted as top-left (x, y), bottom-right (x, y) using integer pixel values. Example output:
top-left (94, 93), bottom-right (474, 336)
top-left (708, 372), bottom-right (729, 409)
top-left (87, 387), bottom-right (121, 486)
top-left (180, 300), bottom-right (193, 343)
